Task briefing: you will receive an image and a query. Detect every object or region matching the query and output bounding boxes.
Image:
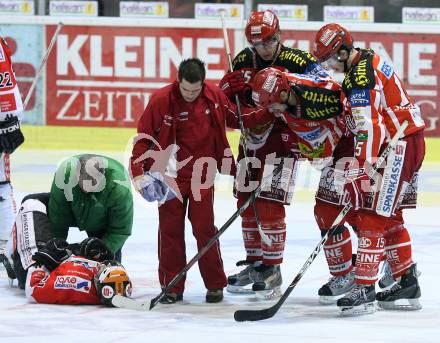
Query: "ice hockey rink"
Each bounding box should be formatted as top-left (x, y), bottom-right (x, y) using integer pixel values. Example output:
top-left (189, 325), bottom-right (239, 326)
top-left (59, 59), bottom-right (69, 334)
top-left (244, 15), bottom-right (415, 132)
top-left (1, 139), bottom-right (439, 343)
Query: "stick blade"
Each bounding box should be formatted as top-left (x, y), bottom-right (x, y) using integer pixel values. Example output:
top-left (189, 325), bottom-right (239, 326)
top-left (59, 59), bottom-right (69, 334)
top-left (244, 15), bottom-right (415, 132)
top-left (111, 295), bottom-right (148, 311)
top-left (234, 307), bottom-right (277, 322)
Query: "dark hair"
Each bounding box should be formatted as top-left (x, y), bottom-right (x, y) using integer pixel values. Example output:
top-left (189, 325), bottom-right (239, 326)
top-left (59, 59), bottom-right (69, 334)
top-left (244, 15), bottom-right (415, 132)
top-left (178, 58), bottom-right (206, 83)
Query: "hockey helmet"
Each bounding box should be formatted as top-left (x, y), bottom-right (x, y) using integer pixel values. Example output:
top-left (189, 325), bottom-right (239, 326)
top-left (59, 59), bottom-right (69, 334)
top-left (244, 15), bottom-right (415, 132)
top-left (250, 67), bottom-right (290, 108)
top-left (94, 260), bottom-right (132, 306)
top-left (245, 10), bottom-right (280, 45)
top-left (313, 23), bottom-right (354, 62)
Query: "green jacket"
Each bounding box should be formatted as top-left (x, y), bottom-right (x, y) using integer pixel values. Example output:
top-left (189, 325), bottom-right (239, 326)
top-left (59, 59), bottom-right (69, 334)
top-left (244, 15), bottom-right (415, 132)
top-left (48, 155), bottom-right (133, 253)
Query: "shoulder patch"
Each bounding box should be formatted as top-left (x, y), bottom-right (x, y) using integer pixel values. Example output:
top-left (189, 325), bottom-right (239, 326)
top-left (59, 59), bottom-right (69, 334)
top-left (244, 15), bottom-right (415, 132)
top-left (379, 60), bottom-right (393, 80)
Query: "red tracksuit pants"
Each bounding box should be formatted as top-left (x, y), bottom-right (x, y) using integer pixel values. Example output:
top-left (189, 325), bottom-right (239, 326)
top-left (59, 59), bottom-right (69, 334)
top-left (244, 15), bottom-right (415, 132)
top-left (158, 179), bottom-right (227, 294)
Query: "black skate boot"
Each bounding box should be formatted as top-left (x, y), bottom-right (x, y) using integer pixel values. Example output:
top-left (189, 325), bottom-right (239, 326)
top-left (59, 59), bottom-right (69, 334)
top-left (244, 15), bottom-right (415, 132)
top-left (337, 283), bottom-right (376, 316)
top-left (376, 263), bottom-right (422, 310)
top-left (318, 269), bottom-right (356, 305)
top-left (252, 264), bottom-right (282, 300)
top-left (227, 260), bottom-right (260, 294)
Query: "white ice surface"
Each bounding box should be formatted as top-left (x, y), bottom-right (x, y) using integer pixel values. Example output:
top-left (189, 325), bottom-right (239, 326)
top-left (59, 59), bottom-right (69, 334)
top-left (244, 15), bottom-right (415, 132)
top-left (1, 150), bottom-right (439, 343)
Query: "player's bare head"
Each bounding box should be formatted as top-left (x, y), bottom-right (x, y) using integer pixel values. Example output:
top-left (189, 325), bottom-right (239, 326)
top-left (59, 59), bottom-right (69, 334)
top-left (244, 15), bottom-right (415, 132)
top-left (178, 58), bottom-right (205, 102)
top-left (245, 10), bottom-right (280, 61)
top-left (77, 154), bottom-right (106, 193)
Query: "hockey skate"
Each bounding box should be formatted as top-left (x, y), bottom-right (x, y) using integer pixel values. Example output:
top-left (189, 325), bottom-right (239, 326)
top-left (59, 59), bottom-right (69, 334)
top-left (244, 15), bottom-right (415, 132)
top-left (251, 264), bottom-right (282, 300)
top-left (227, 260), bottom-right (260, 294)
top-left (337, 284), bottom-right (376, 316)
top-left (378, 261), bottom-right (421, 289)
top-left (318, 269), bottom-right (356, 305)
top-left (376, 263), bottom-right (422, 311)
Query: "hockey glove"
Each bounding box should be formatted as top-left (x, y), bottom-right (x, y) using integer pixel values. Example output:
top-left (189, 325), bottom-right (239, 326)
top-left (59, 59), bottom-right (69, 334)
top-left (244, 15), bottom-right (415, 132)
top-left (343, 171), bottom-right (375, 210)
top-left (80, 237), bottom-right (114, 262)
top-left (219, 70), bottom-right (250, 100)
top-left (0, 116), bottom-right (25, 154)
top-left (32, 238), bottom-right (71, 271)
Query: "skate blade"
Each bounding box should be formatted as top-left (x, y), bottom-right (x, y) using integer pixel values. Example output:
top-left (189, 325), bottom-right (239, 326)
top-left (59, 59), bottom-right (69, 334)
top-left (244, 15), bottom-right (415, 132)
top-left (255, 287), bottom-right (282, 300)
top-left (378, 298), bottom-right (422, 311)
top-left (226, 284), bottom-right (255, 294)
top-left (339, 302), bottom-right (376, 316)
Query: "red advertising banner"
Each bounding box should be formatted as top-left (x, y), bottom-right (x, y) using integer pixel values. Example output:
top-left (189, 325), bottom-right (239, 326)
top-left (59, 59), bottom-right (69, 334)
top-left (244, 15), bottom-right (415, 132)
top-left (46, 25), bottom-right (440, 136)
top-left (46, 25), bottom-right (233, 128)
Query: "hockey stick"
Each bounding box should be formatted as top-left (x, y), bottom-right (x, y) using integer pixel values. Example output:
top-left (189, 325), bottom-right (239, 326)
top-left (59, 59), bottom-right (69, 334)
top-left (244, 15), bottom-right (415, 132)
top-left (111, 163), bottom-right (285, 310)
top-left (219, 11), bottom-right (271, 247)
top-left (23, 22), bottom-right (63, 111)
top-left (234, 120), bottom-right (409, 322)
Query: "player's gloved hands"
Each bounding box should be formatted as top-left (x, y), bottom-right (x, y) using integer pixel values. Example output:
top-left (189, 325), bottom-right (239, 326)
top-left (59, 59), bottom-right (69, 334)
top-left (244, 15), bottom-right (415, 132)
top-left (219, 70), bottom-right (249, 99)
top-left (79, 237), bottom-right (114, 262)
top-left (133, 171), bottom-right (176, 203)
top-left (0, 116), bottom-right (25, 154)
top-left (32, 238), bottom-right (71, 271)
top-left (343, 171), bottom-right (375, 210)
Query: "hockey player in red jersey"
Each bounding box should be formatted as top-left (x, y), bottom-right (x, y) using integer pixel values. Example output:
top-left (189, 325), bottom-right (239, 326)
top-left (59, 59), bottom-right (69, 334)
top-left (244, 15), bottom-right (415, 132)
top-left (25, 238), bottom-right (132, 306)
top-left (0, 37), bottom-right (25, 265)
top-left (219, 10), bottom-right (328, 299)
top-left (314, 23), bottom-right (425, 315)
top-left (249, 67), bottom-right (360, 304)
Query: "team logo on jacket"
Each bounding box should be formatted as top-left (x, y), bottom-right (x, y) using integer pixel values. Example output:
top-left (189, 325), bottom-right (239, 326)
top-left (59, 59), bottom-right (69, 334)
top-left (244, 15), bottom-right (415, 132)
top-left (54, 275), bottom-right (91, 293)
top-left (350, 89), bottom-right (370, 107)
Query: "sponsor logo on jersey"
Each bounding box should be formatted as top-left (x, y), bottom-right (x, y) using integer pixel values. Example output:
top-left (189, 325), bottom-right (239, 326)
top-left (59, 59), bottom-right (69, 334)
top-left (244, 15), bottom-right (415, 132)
top-left (54, 275), bottom-right (91, 293)
top-left (350, 89), bottom-right (371, 107)
top-left (356, 132), bottom-right (368, 142)
top-left (376, 141), bottom-right (406, 217)
top-left (358, 237), bottom-right (372, 248)
top-left (354, 59), bottom-right (370, 87)
top-left (380, 61), bottom-right (393, 79)
top-left (296, 127), bottom-right (322, 141)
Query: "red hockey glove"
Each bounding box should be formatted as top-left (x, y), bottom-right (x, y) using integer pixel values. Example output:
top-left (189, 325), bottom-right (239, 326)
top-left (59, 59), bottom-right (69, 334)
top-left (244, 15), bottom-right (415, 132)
top-left (343, 171), bottom-right (375, 210)
top-left (219, 70), bottom-right (248, 99)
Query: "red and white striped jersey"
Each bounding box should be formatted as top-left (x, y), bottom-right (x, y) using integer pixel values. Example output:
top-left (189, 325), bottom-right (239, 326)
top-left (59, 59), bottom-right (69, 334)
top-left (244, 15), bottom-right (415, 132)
top-left (342, 49), bottom-right (425, 163)
top-left (279, 73), bottom-right (344, 160)
top-left (0, 37), bottom-right (23, 121)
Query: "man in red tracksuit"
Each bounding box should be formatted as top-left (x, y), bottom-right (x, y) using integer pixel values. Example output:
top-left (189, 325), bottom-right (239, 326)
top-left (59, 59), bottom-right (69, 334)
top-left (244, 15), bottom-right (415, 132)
top-left (130, 58), bottom-right (269, 304)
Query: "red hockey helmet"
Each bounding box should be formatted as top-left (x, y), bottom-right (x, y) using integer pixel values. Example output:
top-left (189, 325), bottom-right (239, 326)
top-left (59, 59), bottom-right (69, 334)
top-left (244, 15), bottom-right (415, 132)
top-left (313, 23), bottom-right (354, 62)
top-left (245, 10), bottom-right (280, 45)
top-left (250, 67), bottom-right (290, 108)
